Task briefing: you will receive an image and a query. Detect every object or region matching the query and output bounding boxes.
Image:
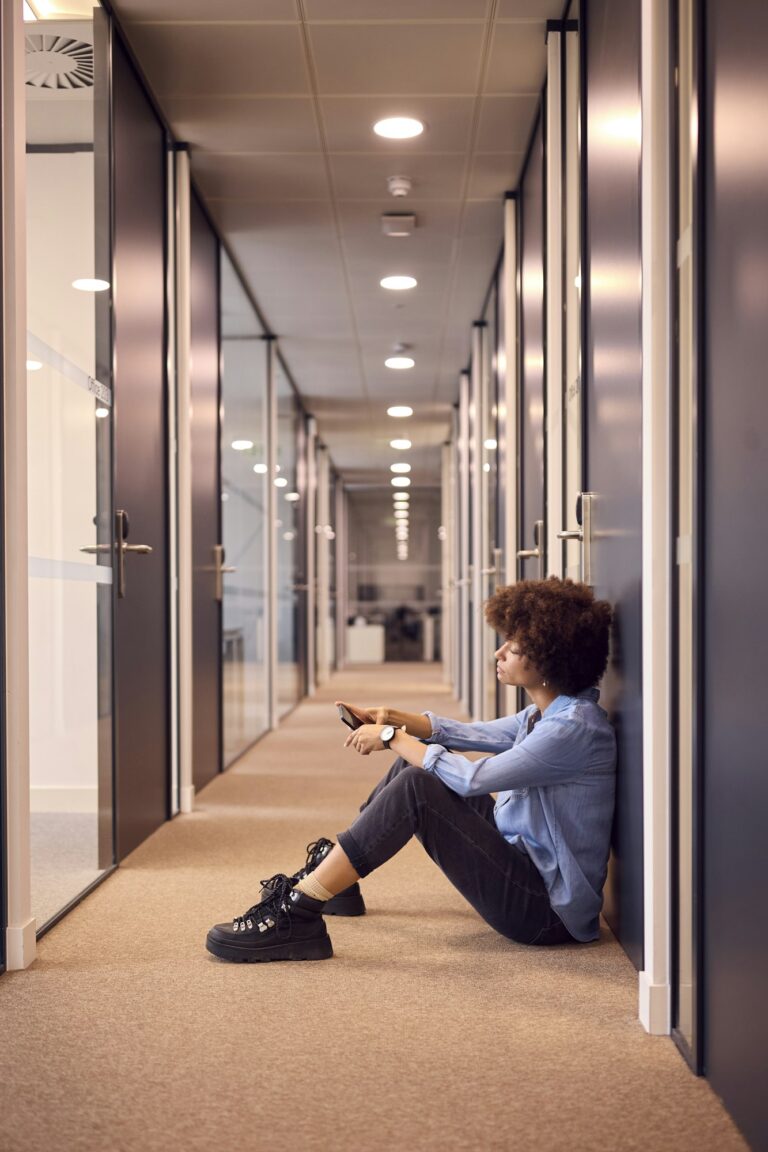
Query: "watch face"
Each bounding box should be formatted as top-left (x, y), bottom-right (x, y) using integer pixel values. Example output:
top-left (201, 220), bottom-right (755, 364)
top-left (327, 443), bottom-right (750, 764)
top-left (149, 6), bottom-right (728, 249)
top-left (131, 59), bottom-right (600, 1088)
top-left (381, 725), bottom-right (395, 743)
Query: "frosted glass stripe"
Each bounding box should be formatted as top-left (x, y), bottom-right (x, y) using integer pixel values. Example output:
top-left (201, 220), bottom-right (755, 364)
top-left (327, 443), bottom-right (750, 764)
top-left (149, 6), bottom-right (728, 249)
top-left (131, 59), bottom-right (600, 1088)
top-left (27, 332), bottom-right (112, 406)
top-left (29, 556), bottom-right (113, 585)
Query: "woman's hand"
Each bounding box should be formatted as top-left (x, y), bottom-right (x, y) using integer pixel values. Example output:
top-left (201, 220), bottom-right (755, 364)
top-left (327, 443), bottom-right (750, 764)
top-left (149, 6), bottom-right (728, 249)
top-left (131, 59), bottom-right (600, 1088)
top-left (334, 700), bottom-right (390, 725)
top-left (344, 724), bottom-right (388, 755)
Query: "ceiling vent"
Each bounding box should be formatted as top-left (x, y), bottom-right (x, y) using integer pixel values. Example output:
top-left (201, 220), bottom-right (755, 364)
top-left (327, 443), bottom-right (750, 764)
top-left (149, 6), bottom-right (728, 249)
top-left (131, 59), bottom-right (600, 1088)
top-left (387, 174), bottom-right (412, 198)
top-left (381, 213), bottom-right (417, 238)
top-left (25, 34), bottom-right (94, 90)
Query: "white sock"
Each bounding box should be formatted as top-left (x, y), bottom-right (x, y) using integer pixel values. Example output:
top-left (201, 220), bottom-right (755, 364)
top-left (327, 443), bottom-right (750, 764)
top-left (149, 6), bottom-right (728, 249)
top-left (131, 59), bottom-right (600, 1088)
top-left (295, 873), bottom-right (335, 903)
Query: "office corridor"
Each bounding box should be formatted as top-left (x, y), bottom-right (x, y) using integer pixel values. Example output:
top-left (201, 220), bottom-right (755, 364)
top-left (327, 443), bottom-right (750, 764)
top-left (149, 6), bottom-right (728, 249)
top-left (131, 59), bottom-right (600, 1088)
top-left (0, 665), bottom-right (746, 1152)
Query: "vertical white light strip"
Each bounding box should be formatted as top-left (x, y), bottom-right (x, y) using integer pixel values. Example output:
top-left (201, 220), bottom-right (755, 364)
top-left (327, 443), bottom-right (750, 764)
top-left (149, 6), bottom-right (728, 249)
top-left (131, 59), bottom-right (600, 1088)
top-left (315, 445), bottom-right (331, 686)
top-left (502, 196), bottom-right (520, 717)
top-left (304, 415), bottom-right (317, 697)
top-left (166, 146), bottom-right (180, 817)
top-left (441, 442), bottom-right (453, 686)
top-left (334, 482), bottom-right (348, 669)
top-left (266, 339), bottom-right (278, 729)
top-left (471, 324), bottom-right (488, 720)
top-left (3, 0), bottom-right (36, 969)
top-left (545, 28), bottom-right (564, 578)
top-left (175, 148), bottom-right (195, 815)
top-left (458, 371), bottom-right (471, 713)
top-left (639, 0), bottom-right (672, 1035)
top-left (564, 27), bottom-right (583, 580)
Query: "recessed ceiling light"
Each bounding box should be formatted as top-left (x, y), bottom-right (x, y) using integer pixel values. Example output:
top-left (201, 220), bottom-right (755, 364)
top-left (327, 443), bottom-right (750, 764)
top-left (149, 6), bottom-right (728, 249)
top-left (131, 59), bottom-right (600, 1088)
top-left (393, 497), bottom-right (410, 505)
top-left (390, 462), bottom-right (411, 473)
top-left (253, 463), bottom-right (268, 474)
top-left (385, 356), bottom-right (415, 370)
top-left (394, 510), bottom-right (409, 519)
top-left (392, 477), bottom-right (411, 488)
top-left (380, 276), bottom-right (417, 291)
top-left (285, 492), bottom-right (300, 502)
top-left (387, 406), bottom-right (413, 418)
top-left (232, 439), bottom-right (253, 451)
top-left (390, 438), bottom-right (411, 450)
top-left (484, 438), bottom-right (498, 450)
top-left (95, 407), bottom-right (109, 419)
top-left (26, 360), bottom-right (42, 371)
top-left (374, 117), bottom-right (424, 140)
top-left (72, 278), bottom-right (110, 292)
top-left (274, 477), bottom-right (288, 488)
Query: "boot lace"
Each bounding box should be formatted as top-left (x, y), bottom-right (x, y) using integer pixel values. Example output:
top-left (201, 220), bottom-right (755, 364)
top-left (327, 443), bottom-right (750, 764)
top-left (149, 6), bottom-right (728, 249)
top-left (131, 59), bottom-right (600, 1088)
top-left (232, 874), bottom-right (295, 937)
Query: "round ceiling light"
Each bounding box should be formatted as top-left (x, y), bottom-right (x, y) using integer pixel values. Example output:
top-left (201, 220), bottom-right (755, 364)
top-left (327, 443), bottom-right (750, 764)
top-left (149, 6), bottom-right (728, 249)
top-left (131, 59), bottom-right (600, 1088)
top-left (284, 492), bottom-right (300, 502)
top-left (385, 356), bottom-right (415, 370)
top-left (26, 359), bottom-right (42, 371)
top-left (387, 405), bottom-right (413, 418)
top-left (274, 477), bottom-right (288, 488)
top-left (391, 476), bottom-right (411, 488)
top-left (232, 439), bottom-right (253, 451)
top-left (390, 438), bottom-right (411, 450)
top-left (374, 117), bottom-right (424, 140)
top-left (390, 462), bottom-right (411, 474)
top-left (380, 276), bottom-right (417, 291)
top-left (253, 463), bottom-right (268, 474)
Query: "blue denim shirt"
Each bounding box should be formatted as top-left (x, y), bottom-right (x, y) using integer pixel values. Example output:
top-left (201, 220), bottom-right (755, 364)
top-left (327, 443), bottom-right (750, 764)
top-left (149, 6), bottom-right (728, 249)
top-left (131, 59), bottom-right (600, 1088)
top-left (422, 690), bottom-right (616, 942)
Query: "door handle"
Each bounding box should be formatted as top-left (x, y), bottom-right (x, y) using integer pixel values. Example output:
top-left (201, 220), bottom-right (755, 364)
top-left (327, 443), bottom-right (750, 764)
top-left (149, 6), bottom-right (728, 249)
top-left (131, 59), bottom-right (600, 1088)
top-left (517, 520), bottom-right (545, 580)
top-left (213, 544), bottom-right (236, 602)
top-left (557, 493), bottom-right (594, 585)
top-left (116, 509), bottom-right (152, 598)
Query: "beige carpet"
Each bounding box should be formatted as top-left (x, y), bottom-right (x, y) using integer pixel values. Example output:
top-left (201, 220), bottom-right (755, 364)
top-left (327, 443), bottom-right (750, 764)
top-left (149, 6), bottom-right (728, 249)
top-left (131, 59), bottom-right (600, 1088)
top-left (0, 664), bottom-right (748, 1152)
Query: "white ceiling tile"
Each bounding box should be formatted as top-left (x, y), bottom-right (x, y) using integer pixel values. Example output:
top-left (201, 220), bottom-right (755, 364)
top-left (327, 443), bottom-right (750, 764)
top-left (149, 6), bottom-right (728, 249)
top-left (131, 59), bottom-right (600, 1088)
top-left (467, 152), bottom-right (525, 199)
top-left (114, 0), bottom-right (299, 21)
top-left (305, 0), bottom-right (489, 17)
top-left (485, 21), bottom-right (548, 93)
top-left (496, 0), bottom-right (564, 16)
top-left (163, 97), bottom-right (320, 152)
top-left (308, 24), bottom-right (485, 94)
top-left (123, 23), bottom-right (309, 97)
top-left (192, 152), bottom-right (328, 200)
top-left (476, 94), bottom-right (541, 151)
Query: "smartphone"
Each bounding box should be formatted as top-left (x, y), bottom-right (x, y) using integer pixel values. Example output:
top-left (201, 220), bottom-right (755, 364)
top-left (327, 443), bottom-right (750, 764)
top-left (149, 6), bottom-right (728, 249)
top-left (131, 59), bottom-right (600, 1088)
top-left (338, 704), bottom-right (363, 730)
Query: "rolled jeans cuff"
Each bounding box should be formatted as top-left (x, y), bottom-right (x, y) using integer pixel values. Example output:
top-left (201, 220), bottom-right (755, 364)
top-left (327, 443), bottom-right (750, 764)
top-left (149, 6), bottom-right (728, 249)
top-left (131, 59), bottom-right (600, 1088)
top-left (336, 828), bottom-right (374, 879)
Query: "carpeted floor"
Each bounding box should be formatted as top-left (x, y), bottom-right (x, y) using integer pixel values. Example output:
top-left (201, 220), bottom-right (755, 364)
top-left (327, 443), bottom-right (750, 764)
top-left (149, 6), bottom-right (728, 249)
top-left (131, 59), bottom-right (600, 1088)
top-left (0, 664), bottom-right (749, 1151)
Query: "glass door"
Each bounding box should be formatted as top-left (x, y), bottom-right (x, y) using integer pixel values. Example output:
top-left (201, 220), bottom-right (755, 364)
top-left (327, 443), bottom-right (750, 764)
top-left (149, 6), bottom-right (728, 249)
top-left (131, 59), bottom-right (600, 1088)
top-left (275, 363), bottom-right (302, 717)
top-left (220, 251), bottom-right (269, 765)
top-left (25, 0), bottom-right (114, 928)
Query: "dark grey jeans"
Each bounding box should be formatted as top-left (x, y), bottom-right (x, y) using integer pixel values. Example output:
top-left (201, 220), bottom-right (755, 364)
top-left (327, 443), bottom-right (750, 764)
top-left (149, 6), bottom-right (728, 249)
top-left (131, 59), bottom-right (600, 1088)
top-left (337, 758), bottom-right (575, 946)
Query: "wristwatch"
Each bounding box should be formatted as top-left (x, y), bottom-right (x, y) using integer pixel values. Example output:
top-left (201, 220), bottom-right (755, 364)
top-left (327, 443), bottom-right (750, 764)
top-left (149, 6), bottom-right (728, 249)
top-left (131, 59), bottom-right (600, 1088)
top-left (380, 724), bottom-right (397, 748)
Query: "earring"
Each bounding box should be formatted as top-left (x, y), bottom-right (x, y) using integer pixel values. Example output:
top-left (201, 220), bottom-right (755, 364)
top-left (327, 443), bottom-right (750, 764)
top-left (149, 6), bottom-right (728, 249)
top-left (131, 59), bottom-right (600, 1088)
top-left (542, 680), bottom-right (548, 687)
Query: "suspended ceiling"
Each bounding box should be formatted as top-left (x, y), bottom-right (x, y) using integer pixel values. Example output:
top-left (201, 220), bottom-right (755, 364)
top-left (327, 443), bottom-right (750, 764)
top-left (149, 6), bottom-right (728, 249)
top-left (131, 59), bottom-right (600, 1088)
top-left (44, 0), bottom-right (564, 485)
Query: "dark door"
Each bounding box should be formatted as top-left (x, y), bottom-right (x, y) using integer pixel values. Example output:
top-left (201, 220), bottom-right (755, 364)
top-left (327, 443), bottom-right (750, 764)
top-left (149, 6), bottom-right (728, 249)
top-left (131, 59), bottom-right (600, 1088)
top-left (190, 192), bottom-right (222, 793)
top-left (702, 2), bottom-right (768, 1145)
top-left (518, 109), bottom-right (546, 586)
top-left (583, 0), bottom-right (644, 968)
top-left (110, 35), bottom-right (169, 860)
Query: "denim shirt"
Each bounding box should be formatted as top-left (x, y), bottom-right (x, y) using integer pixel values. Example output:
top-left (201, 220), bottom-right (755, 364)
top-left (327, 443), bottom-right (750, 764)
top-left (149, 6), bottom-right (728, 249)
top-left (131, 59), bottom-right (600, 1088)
top-left (422, 689), bottom-right (617, 942)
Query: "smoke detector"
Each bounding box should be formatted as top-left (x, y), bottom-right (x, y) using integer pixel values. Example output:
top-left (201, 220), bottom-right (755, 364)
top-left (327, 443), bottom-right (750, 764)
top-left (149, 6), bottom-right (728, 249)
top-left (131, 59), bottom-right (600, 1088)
top-left (387, 175), bottom-right (412, 198)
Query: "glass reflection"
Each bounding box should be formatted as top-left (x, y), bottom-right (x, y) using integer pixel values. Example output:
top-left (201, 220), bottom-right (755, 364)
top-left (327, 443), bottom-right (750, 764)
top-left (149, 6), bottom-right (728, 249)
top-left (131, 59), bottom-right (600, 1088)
top-left (26, 0), bottom-right (113, 928)
top-left (220, 252), bottom-right (269, 764)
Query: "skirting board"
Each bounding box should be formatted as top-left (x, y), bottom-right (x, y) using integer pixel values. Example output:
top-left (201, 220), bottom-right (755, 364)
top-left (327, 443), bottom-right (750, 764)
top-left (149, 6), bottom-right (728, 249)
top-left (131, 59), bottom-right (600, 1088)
top-left (29, 787), bottom-right (98, 814)
top-left (639, 970), bottom-right (671, 1034)
top-left (5, 918), bottom-right (37, 970)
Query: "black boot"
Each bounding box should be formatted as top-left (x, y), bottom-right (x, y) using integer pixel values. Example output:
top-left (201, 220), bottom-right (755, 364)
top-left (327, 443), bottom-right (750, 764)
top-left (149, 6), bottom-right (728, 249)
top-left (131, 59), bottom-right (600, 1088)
top-left (260, 838), bottom-right (366, 917)
top-left (206, 874), bottom-right (332, 963)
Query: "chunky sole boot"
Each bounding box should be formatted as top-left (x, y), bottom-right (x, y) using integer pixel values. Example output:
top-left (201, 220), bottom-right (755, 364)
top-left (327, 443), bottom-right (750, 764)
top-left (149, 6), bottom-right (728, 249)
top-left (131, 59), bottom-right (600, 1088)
top-left (206, 877), bottom-right (333, 964)
top-left (324, 883), bottom-right (366, 917)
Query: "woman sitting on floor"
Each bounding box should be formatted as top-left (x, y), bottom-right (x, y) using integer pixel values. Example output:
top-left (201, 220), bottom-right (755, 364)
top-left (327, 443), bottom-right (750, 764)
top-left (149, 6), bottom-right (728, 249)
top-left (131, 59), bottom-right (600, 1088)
top-left (206, 576), bottom-right (616, 963)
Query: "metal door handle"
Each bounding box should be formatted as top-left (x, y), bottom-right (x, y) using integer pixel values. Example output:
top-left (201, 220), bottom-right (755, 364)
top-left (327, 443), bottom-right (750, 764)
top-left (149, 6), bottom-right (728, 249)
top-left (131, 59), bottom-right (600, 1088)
top-left (557, 493), bottom-right (594, 585)
top-left (517, 520), bottom-right (545, 580)
top-left (123, 544), bottom-right (153, 554)
top-left (80, 544), bottom-right (112, 554)
top-left (213, 544), bottom-right (236, 601)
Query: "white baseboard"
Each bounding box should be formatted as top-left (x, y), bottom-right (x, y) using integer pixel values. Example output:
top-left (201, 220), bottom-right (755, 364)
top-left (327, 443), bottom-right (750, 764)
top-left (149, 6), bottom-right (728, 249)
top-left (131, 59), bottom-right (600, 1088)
top-left (639, 971), bottom-right (671, 1034)
top-left (29, 786), bottom-right (98, 814)
top-left (5, 918), bottom-right (37, 970)
top-left (180, 785), bottom-right (195, 814)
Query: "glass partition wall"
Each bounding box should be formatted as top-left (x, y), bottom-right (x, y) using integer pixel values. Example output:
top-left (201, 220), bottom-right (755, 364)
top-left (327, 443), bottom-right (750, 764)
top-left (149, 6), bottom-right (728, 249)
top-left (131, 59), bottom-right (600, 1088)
top-left (275, 363), bottom-right (303, 717)
top-left (220, 252), bottom-right (270, 765)
top-left (25, 1), bottom-right (114, 929)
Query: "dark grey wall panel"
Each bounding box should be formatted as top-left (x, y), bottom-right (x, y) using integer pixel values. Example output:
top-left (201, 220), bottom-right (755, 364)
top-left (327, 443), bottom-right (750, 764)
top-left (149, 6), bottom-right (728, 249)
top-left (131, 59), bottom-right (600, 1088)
top-left (703, 2), bottom-right (768, 1146)
top-left (583, 0), bottom-right (644, 969)
top-left (519, 109), bottom-right (546, 575)
top-left (190, 191), bottom-right (222, 793)
top-left (111, 34), bottom-right (170, 859)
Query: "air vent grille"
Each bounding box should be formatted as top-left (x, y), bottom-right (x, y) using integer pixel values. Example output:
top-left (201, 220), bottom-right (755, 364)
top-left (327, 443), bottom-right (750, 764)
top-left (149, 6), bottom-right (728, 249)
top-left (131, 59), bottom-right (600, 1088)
top-left (25, 34), bottom-right (94, 90)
